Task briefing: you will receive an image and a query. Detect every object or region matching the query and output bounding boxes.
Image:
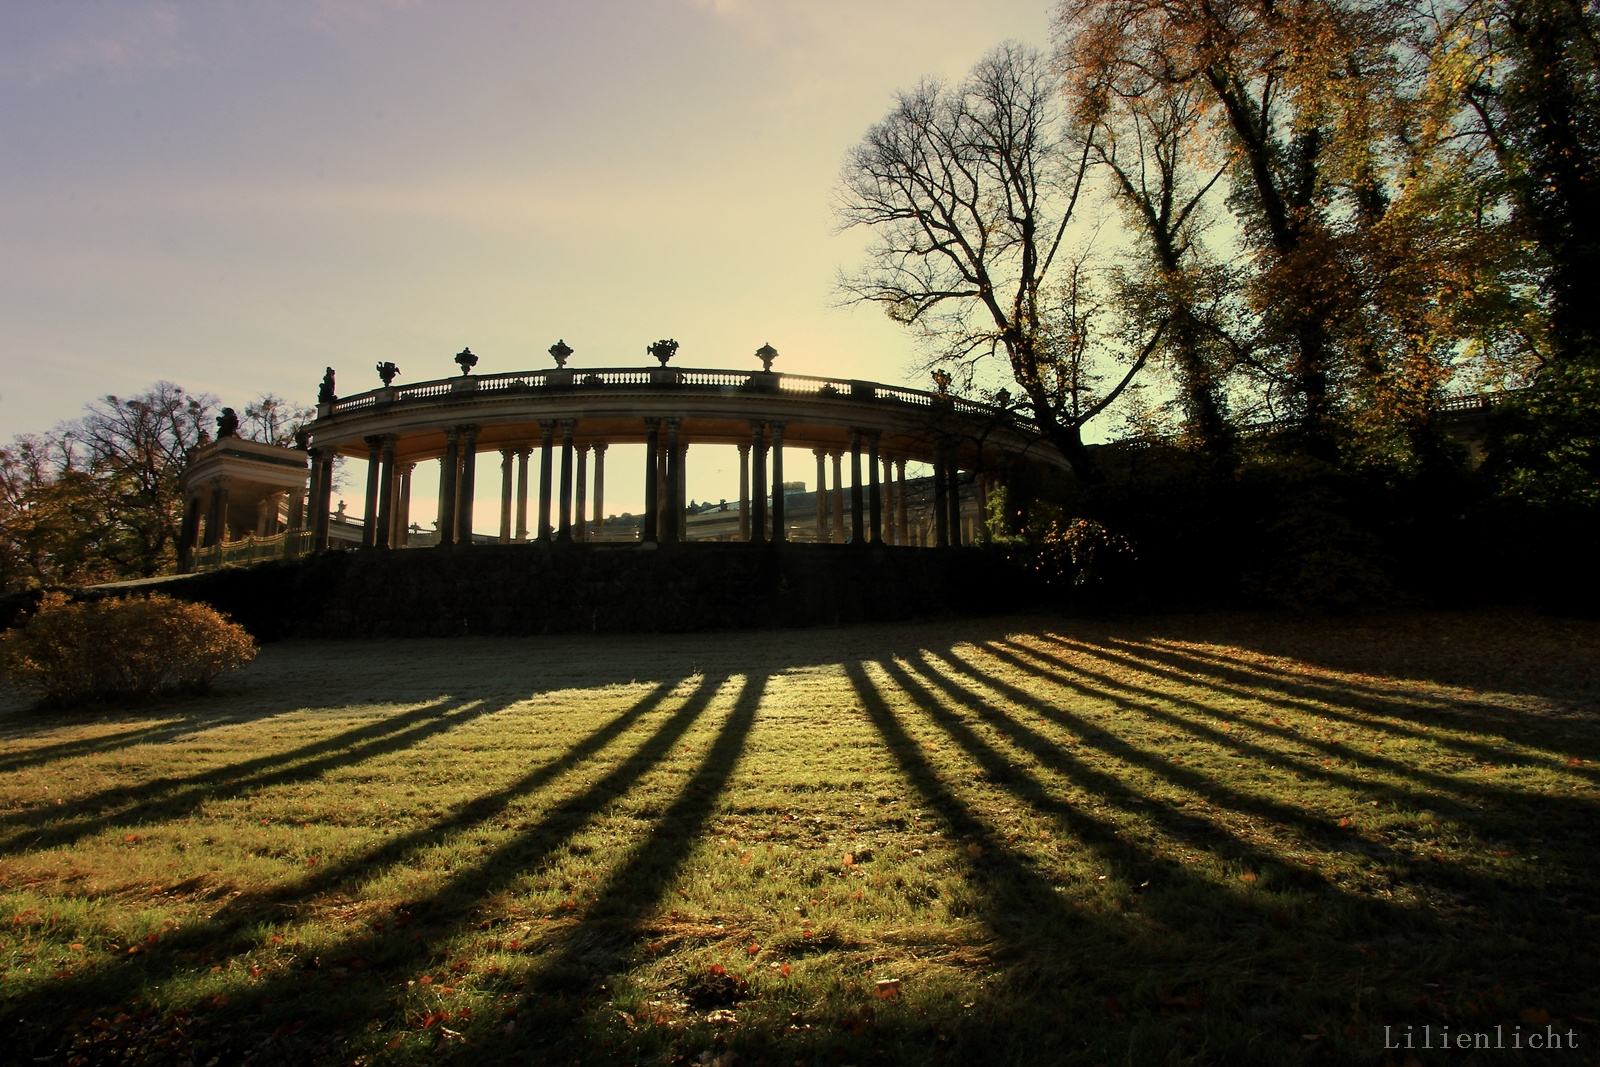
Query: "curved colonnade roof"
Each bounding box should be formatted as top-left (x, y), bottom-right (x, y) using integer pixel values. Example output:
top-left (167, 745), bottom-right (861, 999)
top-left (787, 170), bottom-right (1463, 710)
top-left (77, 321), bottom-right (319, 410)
top-left (309, 365), bottom-right (1067, 471)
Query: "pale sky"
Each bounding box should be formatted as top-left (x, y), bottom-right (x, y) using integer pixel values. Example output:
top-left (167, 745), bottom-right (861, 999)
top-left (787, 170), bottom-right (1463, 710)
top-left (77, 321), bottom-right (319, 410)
top-left (1, 0), bottom-right (1057, 526)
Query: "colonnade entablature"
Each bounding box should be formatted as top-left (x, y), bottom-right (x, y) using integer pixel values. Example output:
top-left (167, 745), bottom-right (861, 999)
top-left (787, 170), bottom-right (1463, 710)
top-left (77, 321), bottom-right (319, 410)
top-left (179, 360), bottom-right (1068, 569)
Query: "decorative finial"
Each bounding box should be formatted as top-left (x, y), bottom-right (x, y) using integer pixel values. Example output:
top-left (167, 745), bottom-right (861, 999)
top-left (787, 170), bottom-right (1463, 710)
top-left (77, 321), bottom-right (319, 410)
top-left (318, 367), bottom-right (337, 405)
top-left (548, 339), bottom-right (573, 368)
top-left (216, 407), bottom-right (239, 438)
top-left (931, 369), bottom-right (952, 395)
top-left (647, 338), bottom-right (679, 366)
top-left (376, 361), bottom-right (401, 387)
top-left (755, 343), bottom-right (779, 372)
top-left (454, 347), bottom-right (478, 376)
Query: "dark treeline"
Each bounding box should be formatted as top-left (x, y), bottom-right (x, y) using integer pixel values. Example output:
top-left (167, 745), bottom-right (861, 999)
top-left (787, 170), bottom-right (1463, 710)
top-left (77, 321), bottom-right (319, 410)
top-left (835, 0), bottom-right (1598, 612)
top-left (0, 389), bottom-right (312, 592)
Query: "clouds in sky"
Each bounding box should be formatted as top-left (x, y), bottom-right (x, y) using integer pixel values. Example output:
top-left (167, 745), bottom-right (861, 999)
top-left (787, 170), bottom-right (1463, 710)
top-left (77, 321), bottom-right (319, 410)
top-left (0, 0), bottom-right (1052, 470)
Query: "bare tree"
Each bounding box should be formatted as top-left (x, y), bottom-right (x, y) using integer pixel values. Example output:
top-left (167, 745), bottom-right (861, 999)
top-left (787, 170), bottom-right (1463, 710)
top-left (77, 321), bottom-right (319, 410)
top-left (836, 42), bottom-right (1159, 481)
top-left (242, 393), bottom-right (315, 447)
top-left (69, 382), bottom-right (216, 577)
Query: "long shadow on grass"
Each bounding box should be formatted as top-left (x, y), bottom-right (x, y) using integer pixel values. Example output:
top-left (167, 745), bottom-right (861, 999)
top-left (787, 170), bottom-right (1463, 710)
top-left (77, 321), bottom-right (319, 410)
top-left (0, 708), bottom-right (274, 775)
top-left (990, 639), bottom-right (1600, 844)
top-left (18, 672), bottom-right (728, 1062)
top-left (0, 695), bottom-right (512, 856)
top-left (1076, 634), bottom-right (1600, 778)
top-left (493, 671), bottom-right (767, 1047)
top-left (890, 652), bottom-right (1344, 892)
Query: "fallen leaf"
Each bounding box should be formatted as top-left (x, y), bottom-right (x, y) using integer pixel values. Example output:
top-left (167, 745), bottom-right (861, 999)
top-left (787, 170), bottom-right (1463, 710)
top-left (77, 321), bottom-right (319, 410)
top-left (875, 979), bottom-right (902, 999)
top-left (1338, 817), bottom-right (1352, 828)
top-left (780, 963), bottom-right (792, 977)
top-left (1240, 872), bottom-right (1258, 884)
top-left (746, 944), bottom-right (760, 957)
top-left (966, 843), bottom-right (983, 858)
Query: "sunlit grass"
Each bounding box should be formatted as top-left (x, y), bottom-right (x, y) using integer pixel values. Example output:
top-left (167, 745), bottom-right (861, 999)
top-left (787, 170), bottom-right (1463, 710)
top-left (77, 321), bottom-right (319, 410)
top-left (1, 611), bottom-right (1596, 1064)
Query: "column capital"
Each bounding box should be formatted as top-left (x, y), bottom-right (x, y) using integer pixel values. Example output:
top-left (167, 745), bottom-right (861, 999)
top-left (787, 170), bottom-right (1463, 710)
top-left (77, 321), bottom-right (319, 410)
top-left (738, 442), bottom-right (750, 455)
top-left (592, 442), bottom-right (608, 455)
top-left (643, 416), bottom-right (661, 430)
top-left (560, 418), bottom-right (576, 434)
top-left (500, 446), bottom-right (515, 459)
top-left (443, 426), bottom-right (459, 444)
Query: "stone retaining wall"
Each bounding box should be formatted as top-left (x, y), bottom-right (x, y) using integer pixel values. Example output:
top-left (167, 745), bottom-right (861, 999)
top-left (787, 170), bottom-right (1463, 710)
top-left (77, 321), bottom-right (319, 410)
top-left (77, 544), bottom-right (1047, 639)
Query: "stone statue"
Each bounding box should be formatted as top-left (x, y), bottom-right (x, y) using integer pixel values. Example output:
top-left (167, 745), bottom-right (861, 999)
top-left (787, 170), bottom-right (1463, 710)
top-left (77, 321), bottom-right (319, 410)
top-left (216, 408), bottom-right (239, 438)
top-left (548, 339), bottom-right (573, 368)
top-left (647, 339), bottom-right (679, 366)
top-left (931, 369), bottom-right (952, 395)
top-left (294, 429), bottom-right (311, 451)
top-left (755, 343), bottom-right (778, 372)
top-left (318, 367), bottom-right (337, 405)
top-left (455, 347), bottom-right (479, 376)
top-left (376, 361), bottom-right (401, 387)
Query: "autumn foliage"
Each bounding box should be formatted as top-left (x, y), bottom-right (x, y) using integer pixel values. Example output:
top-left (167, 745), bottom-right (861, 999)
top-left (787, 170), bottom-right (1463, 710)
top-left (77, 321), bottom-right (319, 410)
top-left (1, 592), bottom-right (256, 707)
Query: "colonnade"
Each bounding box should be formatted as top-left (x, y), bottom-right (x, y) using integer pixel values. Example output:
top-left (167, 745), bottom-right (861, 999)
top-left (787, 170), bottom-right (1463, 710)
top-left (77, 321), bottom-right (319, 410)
top-left (310, 418), bottom-right (985, 551)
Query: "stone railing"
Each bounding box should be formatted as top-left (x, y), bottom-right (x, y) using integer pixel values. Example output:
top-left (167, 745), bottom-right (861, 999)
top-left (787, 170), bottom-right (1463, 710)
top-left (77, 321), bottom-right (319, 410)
top-left (193, 529), bottom-right (315, 572)
top-left (327, 367), bottom-right (1020, 427)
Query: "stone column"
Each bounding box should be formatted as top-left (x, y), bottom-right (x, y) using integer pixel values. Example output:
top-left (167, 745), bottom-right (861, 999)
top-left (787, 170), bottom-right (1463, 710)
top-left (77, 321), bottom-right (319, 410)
top-left (849, 430), bottom-right (864, 544)
top-left (813, 449), bottom-right (828, 543)
top-left (456, 425), bottom-right (479, 545)
top-left (933, 450), bottom-right (949, 548)
top-left (592, 443), bottom-right (607, 540)
top-left (770, 422), bottom-right (786, 543)
top-left (896, 458), bottom-right (908, 546)
top-left (362, 436), bottom-right (383, 548)
top-left (375, 435), bottom-right (396, 549)
top-left (558, 420), bottom-right (576, 542)
top-left (830, 452), bottom-right (845, 543)
top-left (207, 476), bottom-right (233, 547)
top-left (499, 449), bottom-right (514, 543)
top-left (438, 430), bottom-right (459, 546)
top-left (978, 470), bottom-right (991, 544)
top-left (397, 463), bottom-right (414, 546)
top-left (946, 454), bottom-right (962, 548)
top-left (288, 476), bottom-right (306, 531)
top-left (678, 441), bottom-right (689, 541)
top-left (537, 421), bottom-right (555, 542)
top-left (643, 418), bottom-right (660, 542)
top-left (312, 451), bottom-right (334, 549)
top-left (515, 448), bottom-right (530, 542)
top-left (179, 493), bottom-right (203, 571)
top-left (867, 430), bottom-right (882, 544)
top-left (737, 443), bottom-right (750, 541)
top-left (882, 455), bottom-right (896, 545)
top-left (575, 444), bottom-right (589, 542)
top-left (750, 420), bottom-right (767, 544)
top-left (255, 497), bottom-right (271, 537)
top-left (663, 418), bottom-right (682, 542)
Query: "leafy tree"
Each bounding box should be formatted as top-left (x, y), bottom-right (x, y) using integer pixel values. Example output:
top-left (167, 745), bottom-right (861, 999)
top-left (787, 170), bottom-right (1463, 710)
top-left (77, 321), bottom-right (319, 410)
top-left (1059, 20), bottom-right (1241, 472)
top-left (0, 435), bottom-right (116, 593)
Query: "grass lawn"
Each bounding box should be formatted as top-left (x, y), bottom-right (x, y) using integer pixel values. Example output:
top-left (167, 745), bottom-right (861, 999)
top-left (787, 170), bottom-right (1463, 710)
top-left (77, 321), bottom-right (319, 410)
top-left (1, 610), bottom-right (1597, 1065)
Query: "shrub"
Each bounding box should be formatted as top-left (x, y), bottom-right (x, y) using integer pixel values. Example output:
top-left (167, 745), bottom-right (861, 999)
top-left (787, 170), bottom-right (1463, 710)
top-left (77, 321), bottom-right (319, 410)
top-left (1, 592), bottom-right (256, 707)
